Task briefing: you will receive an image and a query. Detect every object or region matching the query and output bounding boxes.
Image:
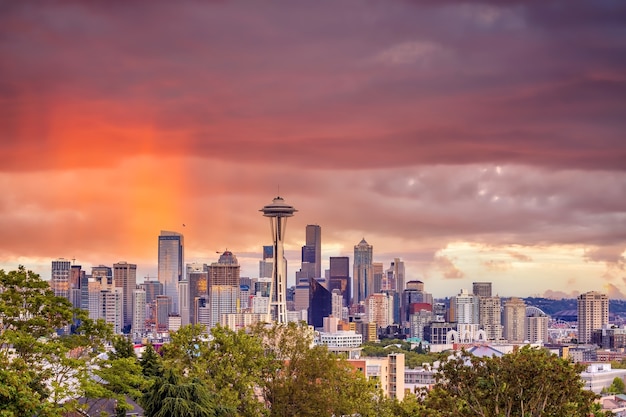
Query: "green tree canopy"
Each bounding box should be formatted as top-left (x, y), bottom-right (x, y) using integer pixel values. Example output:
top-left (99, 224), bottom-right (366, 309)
top-left (423, 346), bottom-right (598, 417)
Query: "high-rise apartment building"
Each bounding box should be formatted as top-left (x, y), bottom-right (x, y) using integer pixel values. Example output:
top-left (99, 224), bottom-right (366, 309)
top-left (158, 231), bottom-right (184, 314)
top-left (208, 251), bottom-right (240, 328)
top-left (526, 310), bottom-right (549, 343)
top-left (51, 259), bottom-right (71, 299)
top-left (296, 225), bottom-right (321, 280)
top-left (100, 288), bottom-right (124, 334)
top-left (328, 256), bottom-right (350, 308)
top-left (354, 238), bottom-right (373, 304)
top-left (577, 291), bottom-right (609, 344)
top-left (366, 293), bottom-right (391, 329)
top-left (503, 297), bottom-right (527, 343)
top-left (479, 296), bottom-right (503, 341)
top-left (472, 282), bottom-right (492, 297)
top-left (452, 289), bottom-right (479, 324)
top-left (132, 289), bottom-right (146, 335)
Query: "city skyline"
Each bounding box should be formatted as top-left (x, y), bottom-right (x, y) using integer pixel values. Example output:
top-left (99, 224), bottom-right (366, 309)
top-left (0, 2), bottom-right (625, 299)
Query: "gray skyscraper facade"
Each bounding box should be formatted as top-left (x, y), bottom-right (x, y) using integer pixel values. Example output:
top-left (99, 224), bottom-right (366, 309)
top-left (354, 238), bottom-right (373, 304)
top-left (296, 225), bottom-right (321, 280)
top-left (158, 231), bottom-right (184, 314)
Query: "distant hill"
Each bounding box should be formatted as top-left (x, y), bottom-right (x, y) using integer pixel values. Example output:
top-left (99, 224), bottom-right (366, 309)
top-left (523, 297), bottom-right (626, 317)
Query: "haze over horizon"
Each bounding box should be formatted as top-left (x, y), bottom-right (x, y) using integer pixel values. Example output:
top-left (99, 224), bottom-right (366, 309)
top-left (1, 1), bottom-right (625, 299)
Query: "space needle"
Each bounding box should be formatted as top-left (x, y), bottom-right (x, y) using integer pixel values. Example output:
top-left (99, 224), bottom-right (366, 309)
top-left (260, 196), bottom-right (297, 324)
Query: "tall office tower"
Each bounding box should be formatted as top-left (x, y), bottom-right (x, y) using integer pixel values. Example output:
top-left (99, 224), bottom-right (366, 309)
top-left (452, 289), bottom-right (480, 324)
top-left (188, 265), bottom-right (208, 325)
top-left (158, 231), bottom-right (184, 314)
top-left (472, 282), bottom-right (492, 297)
top-left (259, 246), bottom-right (273, 278)
top-left (386, 258), bottom-right (406, 293)
top-left (100, 288), bottom-right (124, 334)
top-left (239, 284), bottom-right (251, 310)
top-left (354, 238), bottom-right (373, 304)
top-left (132, 289), bottom-right (146, 335)
top-left (402, 280), bottom-right (433, 323)
top-left (79, 268), bottom-right (89, 310)
top-left (503, 297), bottom-right (527, 343)
top-left (255, 277), bottom-right (271, 297)
top-left (69, 264), bottom-right (83, 309)
top-left (208, 251), bottom-right (241, 328)
top-left (328, 256), bottom-right (351, 308)
top-left (577, 291), bottom-right (609, 344)
top-left (155, 295), bottom-right (172, 331)
top-left (296, 225), bottom-right (321, 280)
top-left (92, 265), bottom-right (113, 289)
top-left (372, 262), bottom-right (383, 294)
top-left (479, 296), bottom-right (503, 341)
top-left (366, 293), bottom-right (391, 329)
top-left (195, 297), bottom-right (211, 330)
top-left (308, 277), bottom-right (331, 329)
top-left (51, 259), bottom-right (71, 299)
top-left (526, 311), bottom-right (549, 343)
top-left (178, 280), bottom-right (189, 326)
top-left (260, 196), bottom-right (297, 324)
top-left (113, 262), bottom-right (137, 332)
top-left (140, 280), bottom-right (163, 304)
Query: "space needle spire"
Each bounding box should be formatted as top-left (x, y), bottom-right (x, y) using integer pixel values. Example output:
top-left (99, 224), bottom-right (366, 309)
top-left (260, 196), bottom-right (297, 324)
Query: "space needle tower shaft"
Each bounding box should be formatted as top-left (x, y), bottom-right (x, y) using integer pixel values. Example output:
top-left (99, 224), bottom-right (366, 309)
top-left (260, 196), bottom-right (297, 324)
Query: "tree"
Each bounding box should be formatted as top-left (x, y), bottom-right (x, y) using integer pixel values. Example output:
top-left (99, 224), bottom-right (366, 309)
top-left (142, 369), bottom-right (227, 417)
top-left (0, 266), bottom-right (119, 416)
top-left (607, 376), bottom-right (625, 394)
top-left (140, 342), bottom-right (163, 379)
top-left (423, 346), bottom-right (598, 417)
top-left (253, 322), bottom-right (384, 417)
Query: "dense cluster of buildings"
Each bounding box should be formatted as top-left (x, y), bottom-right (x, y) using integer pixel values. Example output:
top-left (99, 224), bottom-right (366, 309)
top-left (44, 197), bottom-right (625, 403)
top-left (48, 223), bottom-right (611, 352)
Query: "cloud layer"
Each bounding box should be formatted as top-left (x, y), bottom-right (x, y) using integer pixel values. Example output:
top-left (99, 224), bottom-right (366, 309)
top-left (0, 1), bottom-right (624, 297)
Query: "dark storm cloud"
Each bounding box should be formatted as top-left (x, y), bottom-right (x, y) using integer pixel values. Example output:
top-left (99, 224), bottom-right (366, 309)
top-left (0, 1), bottom-right (625, 172)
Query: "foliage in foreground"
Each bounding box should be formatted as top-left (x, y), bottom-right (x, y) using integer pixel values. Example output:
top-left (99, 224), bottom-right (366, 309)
top-left (0, 266), bottom-right (609, 417)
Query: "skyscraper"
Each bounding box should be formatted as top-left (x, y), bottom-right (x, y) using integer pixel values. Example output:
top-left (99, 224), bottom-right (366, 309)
top-left (503, 297), bottom-right (527, 343)
top-left (187, 263), bottom-right (208, 325)
top-left (132, 289), bottom-right (146, 335)
top-left (308, 277), bottom-right (332, 329)
top-left (296, 225), bottom-right (321, 280)
top-left (113, 261), bottom-right (137, 332)
top-left (479, 296), bottom-right (503, 341)
top-left (452, 289), bottom-right (479, 324)
top-left (208, 251), bottom-right (240, 328)
top-left (386, 258), bottom-right (406, 293)
top-left (577, 291), bottom-right (609, 344)
top-left (259, 246), bottom-right (273, 279)
top-left (51, 259), bottom-right (71, 299)
top-left (328, 256), bottom-right (350, 308)
top-left (260, 196), bottom-right (296, 324)
top-left (158, 231), bottom-right (184, 314)
top-left (354, 238), bottom-right (373, 304)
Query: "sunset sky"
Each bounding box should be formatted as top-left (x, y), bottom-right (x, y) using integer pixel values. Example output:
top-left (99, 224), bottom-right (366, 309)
top-left (1, 1), bottom-right (625, 299)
